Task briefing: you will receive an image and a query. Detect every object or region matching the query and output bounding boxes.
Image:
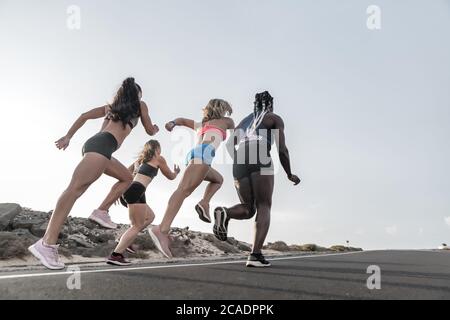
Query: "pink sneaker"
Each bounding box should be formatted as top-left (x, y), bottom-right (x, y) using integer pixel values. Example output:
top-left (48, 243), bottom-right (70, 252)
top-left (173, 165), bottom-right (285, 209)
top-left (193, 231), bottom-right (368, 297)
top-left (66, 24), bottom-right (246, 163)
top-left (89, 209), bottom-right (117, 229)
top-left (148, 225), bottom-right (173, 258)
top-left (28, 239), bottom-right (65, 270)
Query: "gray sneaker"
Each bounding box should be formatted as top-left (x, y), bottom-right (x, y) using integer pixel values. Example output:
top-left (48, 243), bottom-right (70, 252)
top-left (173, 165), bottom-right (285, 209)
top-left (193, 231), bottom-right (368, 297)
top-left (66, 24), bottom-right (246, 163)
top-left (246, 253), bottom-right (271, 268)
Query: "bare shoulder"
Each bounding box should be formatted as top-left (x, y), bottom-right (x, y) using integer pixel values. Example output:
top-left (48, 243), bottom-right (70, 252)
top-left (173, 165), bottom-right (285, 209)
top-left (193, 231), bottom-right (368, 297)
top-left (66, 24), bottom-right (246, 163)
top-left (140, 100), bottom-right (149, 110)
top-left (224, 117), bottom-right (235, 129)
top-left (156, 154), bottom-right (167, 166)
top-left (266, 112), bottom-right (284, 128)
top-left (266, 112), bottom-right (283, 121)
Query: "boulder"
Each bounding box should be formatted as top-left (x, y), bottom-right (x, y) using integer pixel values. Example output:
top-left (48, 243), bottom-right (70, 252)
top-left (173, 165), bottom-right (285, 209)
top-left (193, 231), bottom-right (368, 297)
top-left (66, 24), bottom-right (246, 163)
top-left (329, 245), bottom-right (363, 252)
top-left (0, 229), bottom-right (37, 260)
top-left (11, 228), bottom-right (39, 242)
top-left (68, 234), bottom-right (95, 248)
top-left (87, 232), bottom-right (115, 244)
top-left (237, 242), bottom-right (252, 252)
top-left (200, 233), bottom-right (242, 253)
top-left (201, 233), bottom-right (216, 242)
top-left (264, 241), bottom-right (290, 252)
top-left (81, 242), bottom-right (116, 258)
top-left (211, 239), bottom-right (241, 254)
top-left (170, 233), bottom-right (196, 257)
top-left (299, 244), bottom-right (317, 252)
top-left (12, 215), bottom-right (46, 230)
top-left (0, 204), bottom-right (22, 231)
top-left (31, 222), bottom-right (48, 238)
top-left (134, 233), bottom-right (156, 251)
top-left (226, 237), bottom-right (239, 246)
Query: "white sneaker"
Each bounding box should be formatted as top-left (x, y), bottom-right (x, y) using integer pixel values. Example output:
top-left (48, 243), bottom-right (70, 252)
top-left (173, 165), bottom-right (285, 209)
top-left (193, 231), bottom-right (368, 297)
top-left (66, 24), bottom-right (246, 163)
top-left (89, 209), bottom-right (117, 229)
top-left (28, 239), bottom-right (65, 270)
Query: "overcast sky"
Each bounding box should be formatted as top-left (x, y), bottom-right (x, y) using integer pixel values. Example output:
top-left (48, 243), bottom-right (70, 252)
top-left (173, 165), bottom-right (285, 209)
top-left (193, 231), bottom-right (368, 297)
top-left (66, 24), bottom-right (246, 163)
top-left (0, 0), bottom-right (449, 249)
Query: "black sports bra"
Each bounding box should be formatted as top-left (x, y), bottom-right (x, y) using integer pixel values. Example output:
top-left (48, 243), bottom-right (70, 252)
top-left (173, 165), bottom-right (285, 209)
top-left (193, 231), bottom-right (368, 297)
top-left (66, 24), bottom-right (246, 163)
top-left (137, 163), bottom-right (159, 178)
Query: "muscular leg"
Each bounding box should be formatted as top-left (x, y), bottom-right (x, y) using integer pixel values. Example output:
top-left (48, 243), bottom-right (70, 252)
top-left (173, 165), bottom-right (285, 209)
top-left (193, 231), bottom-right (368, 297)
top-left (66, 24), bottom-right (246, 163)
top-left (198, 167), bottom-right (223, 217)
top-left (114, 204), bottom-right (155, 254)
top-left (250, 172), bottom-right (274, 254)
top-left (160, 163), bottom-right (210, 234)
top-left (97, 157), bottom-right (133, 211)
top-left (226, 177), bottom-right (256, 220)
top-left (44, 153), bottom-right (109, 245)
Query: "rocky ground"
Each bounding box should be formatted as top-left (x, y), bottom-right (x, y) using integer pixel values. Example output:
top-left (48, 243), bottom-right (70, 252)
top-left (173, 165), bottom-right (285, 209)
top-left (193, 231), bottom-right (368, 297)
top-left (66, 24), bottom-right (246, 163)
top-left (0, 203), bottom-right (363, 268)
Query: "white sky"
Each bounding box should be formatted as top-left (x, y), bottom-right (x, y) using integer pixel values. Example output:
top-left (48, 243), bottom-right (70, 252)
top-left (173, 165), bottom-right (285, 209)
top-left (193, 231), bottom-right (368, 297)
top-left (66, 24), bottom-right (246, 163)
top-left (0, 0), bottom-right (449, 249)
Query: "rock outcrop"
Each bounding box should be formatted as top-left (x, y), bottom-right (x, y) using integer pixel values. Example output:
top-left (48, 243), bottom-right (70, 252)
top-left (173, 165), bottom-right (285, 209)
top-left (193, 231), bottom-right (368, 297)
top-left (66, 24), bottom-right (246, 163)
top-left (0, 204), bottom-right (362, 262)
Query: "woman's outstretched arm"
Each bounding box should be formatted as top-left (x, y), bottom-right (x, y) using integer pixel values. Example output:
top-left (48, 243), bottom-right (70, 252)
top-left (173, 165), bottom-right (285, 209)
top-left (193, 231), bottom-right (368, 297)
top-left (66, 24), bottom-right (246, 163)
top-left (165, 118), bottom-right (196, 131)
top-left (158, 156), bottom-right (180, 180)
top-left (272, 114), bottom-right (301, 185)
top-left (140, 101), bottom-right (159, 136)
top-left (55, 105), bottom-right (107, 150)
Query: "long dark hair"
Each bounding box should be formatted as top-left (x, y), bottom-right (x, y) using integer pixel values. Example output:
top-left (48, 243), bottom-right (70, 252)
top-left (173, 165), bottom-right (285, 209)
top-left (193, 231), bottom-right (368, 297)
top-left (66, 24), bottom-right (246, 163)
top-left (137, 140), bottom-right (160, 165)
top-left (107, 77), bottom-right (142, 128)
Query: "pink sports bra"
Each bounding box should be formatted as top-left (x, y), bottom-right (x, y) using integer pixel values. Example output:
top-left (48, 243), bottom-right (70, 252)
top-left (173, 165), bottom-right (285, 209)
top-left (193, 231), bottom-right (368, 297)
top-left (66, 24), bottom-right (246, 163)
top-left (198, 125), bottom-right (227, 140)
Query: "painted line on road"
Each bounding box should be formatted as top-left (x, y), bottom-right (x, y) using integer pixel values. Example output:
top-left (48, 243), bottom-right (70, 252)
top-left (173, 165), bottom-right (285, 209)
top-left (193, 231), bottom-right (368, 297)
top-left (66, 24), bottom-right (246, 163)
top-left (0, 251), bottom-right (368, 281)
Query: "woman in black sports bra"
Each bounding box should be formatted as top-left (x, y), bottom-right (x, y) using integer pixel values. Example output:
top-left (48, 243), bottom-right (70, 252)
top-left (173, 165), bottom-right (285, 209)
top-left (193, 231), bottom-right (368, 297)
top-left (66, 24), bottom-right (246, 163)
top-left (28, 77), bottom-right (159, 270)
top-left (107, 140), bottom-right (180, 266)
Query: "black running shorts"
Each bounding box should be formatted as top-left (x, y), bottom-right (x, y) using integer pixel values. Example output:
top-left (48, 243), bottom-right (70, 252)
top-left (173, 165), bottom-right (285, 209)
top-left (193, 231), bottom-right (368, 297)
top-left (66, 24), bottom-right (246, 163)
top-left (120, 182), bottom-right (147, 207)
top-left (232, 160), bottom-right (273, 180)
top-left (82, 132), bottom-right (118, 160)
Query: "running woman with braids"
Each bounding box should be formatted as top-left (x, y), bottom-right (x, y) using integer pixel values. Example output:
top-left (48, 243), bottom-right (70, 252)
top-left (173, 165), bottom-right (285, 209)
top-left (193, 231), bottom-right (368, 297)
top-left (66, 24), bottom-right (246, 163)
top-left (148, 99), bottom-right (234, 258)
top-left (28, 77), bottom-right (159, 270)
top-left (107, 140), bottom-right (180, 266)
top-left (214, 91), bottom-right (300, 267)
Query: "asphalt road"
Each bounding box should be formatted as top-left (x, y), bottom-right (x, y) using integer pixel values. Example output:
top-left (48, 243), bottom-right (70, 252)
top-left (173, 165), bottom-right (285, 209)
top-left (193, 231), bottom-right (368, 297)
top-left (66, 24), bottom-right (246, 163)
top-left (0, 250), bottom-right (449, 300)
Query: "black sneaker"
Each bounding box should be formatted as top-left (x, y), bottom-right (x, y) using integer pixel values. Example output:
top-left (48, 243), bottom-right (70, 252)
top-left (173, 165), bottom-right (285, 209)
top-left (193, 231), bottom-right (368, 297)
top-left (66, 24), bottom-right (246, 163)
top-left (106, 253), bottom-right (132, 266)
top-left (213, 207), bottom-right (230, 241)
top-left (246, 253), bottom-right (271, 268)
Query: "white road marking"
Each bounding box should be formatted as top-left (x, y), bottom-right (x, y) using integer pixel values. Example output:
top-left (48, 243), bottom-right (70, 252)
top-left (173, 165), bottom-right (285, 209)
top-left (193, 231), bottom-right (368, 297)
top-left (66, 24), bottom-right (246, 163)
top-left (0, 251), bottom-right (368, 281)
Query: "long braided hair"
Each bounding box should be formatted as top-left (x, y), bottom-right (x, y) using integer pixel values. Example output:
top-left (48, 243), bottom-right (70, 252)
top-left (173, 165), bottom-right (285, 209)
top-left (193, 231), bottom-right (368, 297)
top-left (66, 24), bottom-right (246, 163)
top-left (107, 77), bottom-right (142, 129)
top-left (246, 91), bottom-right (273, 137)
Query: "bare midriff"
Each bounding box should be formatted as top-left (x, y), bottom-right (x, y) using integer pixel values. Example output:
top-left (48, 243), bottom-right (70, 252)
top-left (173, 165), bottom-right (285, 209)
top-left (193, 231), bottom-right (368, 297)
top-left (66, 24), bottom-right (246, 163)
top-left (133, 174), bottom-right (153, 188)
top-left (100, 119), bottom-right (133, 149)
top-left (197, 120), bottom-right (228, 149)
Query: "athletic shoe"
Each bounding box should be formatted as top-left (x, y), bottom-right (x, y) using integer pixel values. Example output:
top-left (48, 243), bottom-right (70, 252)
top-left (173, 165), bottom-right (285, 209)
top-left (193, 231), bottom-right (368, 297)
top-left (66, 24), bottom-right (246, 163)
top-left (148, 225), bottom-right (173, 258)
top-left (89, 209), bottom-right (117, 229)
top-left (213, 207), bottom-right (230, 241)
top-left (195, 203), bottom-right (211, 223)
top-left (106, 253), bottom-right (132, 266)
top-left (246, 253), bottom-right (271, 268)
top-left (28, 239), bottom-right (65, 270)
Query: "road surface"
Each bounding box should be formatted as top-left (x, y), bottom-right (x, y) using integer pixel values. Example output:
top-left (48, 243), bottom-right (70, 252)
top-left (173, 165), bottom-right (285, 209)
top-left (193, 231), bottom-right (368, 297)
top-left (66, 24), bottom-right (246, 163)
top-left (0, 250), bottom-right (449, 299)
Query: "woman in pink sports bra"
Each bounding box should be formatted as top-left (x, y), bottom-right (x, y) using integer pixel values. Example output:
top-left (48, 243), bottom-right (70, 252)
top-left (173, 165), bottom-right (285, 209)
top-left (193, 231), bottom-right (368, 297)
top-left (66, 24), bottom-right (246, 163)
top-left (148, 99), bottom-right (234, 258)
